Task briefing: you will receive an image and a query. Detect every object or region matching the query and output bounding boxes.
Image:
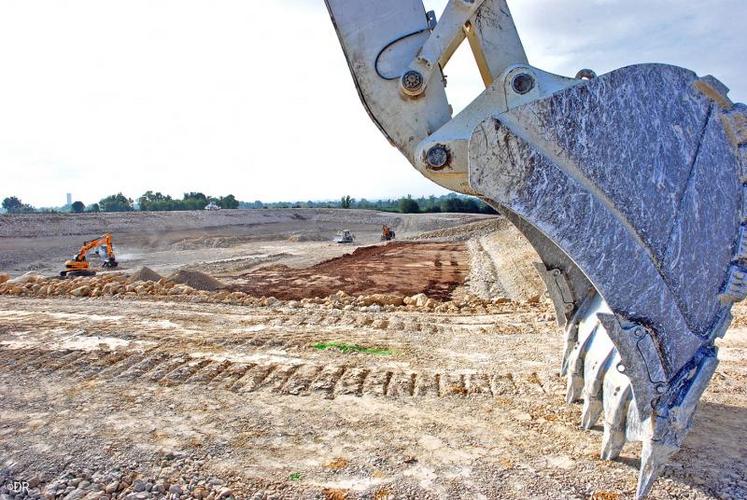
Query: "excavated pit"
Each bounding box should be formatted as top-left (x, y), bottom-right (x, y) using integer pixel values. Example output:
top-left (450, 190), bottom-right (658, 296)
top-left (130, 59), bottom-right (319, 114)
top-left (229, 241), bottom-right (470, 301)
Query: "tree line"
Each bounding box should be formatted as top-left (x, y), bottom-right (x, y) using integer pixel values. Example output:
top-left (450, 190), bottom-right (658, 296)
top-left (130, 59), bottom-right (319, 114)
top-left (136, 192), bottom-right (239, 211)
top-left (240, 194), bottom-right (497, 214)
top-left (2, 192), bottom-right (495, 215)
top-left (1, 192), bottom-right (239, 214)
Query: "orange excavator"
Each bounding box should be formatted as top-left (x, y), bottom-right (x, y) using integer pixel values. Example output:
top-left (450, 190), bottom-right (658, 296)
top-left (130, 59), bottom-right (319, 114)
top-left (381, 225), bottom-right (396, 241)
top-left (60, 233), bottom-right (118, 277)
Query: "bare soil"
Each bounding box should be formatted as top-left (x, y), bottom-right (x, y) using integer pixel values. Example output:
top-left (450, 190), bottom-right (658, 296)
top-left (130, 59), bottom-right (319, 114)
top-left (0, 209), bottom-right (744, 500)
top-left (231, 242), bottom-right (468, 301)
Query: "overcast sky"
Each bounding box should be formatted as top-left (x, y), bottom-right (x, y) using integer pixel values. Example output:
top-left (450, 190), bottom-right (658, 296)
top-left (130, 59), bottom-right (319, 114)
top-left (0, 0), bottom-right (745, 207)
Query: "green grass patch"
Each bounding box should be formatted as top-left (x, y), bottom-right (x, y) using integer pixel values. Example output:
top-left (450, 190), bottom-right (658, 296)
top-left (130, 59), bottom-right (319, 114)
top-left (289, 472), bottom-right (302, 481)
top-left (312, 341), bottom-right (392, 356)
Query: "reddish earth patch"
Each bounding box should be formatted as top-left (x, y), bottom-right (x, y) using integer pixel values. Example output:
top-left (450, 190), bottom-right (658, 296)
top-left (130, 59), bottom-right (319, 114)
top-left (232, 242), bottom-right (468, 300)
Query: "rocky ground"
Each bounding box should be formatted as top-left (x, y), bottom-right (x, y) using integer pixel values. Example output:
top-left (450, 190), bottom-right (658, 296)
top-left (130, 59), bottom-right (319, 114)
top-left (0, 210), bottom-right (744, 500)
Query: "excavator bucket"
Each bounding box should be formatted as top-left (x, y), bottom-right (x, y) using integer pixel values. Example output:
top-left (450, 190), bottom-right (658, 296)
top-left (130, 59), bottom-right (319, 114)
top-left (325, 0), bottom-right (746, 496)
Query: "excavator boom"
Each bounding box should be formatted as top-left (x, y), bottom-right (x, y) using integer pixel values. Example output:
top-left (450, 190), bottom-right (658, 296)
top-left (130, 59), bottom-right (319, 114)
top-left (325, 1), bottom-right (746, 496)
top-left (73, 234), bottom-right (115, 262)
top-left (62, 233), bottom-right (118, 277)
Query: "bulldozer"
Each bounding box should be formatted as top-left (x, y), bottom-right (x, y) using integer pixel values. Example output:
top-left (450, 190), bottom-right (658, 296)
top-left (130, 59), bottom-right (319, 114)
top-left (334, 229), bottom-right (355, 244)
top-left (324, 1), bottom-right (746, 497)
top-left (61, 233), bottom-right (118, 277)
top-left (381, 225), bottom-right (396, 241)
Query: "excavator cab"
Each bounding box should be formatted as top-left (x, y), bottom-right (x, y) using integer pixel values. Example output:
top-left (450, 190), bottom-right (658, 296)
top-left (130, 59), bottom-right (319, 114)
top-left (325, 1), bottom-right (746, 496)
top-left (97, 244), bottom-right (118, 268)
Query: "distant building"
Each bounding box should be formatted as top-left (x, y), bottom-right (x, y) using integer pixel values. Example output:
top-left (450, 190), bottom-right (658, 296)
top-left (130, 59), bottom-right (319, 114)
top-left (66, 193), bottom-right (72, 206)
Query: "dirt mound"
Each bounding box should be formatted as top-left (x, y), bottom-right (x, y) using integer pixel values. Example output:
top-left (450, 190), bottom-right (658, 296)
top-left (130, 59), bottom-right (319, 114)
top-left (168, 270), bottom-right (225, 291)
top-left (287, 233), bottom-right (329, 242)
top-left (128, 266), bottom-right (162, 283)
top-left (7, 271), bottom-right (46, 285)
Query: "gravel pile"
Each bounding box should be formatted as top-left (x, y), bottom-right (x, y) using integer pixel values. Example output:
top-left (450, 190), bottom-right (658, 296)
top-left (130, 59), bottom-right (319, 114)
top-left (6, 271), bottom-right (46, 285)
top-left (287, 233), bottom-right (328, 242)
top-left (127, 266), bottom-right (162, 283)
top-left (0, 453), bottom-right (238, 499)
top-left (167, 270), bottom-right (225, 291)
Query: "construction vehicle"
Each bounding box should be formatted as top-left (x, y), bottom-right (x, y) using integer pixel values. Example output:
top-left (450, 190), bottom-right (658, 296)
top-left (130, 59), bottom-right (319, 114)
top-left (381, 225), bottom-right (396, 241)
top-left (324, 1), bottom-right (746, 497)
top-left (334, 229), bottom-right (355, 244)
top-left (61, 233), bottom-right (118, 277)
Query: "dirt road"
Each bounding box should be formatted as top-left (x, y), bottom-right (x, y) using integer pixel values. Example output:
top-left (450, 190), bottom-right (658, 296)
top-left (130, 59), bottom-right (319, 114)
top-left (0, 295), bottom-right (745, 499)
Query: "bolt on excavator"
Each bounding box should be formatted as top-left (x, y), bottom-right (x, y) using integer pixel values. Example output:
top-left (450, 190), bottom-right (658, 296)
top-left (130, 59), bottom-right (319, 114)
top-left (324, 1), bottom-right (745, 497)
top-left (60, 233), bottom-right (118, 277)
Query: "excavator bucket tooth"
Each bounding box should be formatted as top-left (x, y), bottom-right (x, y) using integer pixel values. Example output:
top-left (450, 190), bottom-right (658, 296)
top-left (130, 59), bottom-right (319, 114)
top-left (564, 294), bottom-right (607, 404)
top-left (580, 328), bottom-right (615, 430)
top-left (600, 354), bottom-right (632, 460)
top-left (468, 64), bottom-right (744, 496)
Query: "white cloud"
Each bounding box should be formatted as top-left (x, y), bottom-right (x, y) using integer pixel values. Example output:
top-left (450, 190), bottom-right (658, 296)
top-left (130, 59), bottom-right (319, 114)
top-left (0, 0), bottom-right (744, 207)
top-left (510, 0), bottom-right (747, 98)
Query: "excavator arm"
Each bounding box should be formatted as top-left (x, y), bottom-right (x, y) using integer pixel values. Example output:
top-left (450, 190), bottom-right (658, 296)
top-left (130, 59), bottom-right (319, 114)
top-left (63, 233), bottom-right (118, 276)
top-left (325, 1), bottom-right (746, 497)
top-left (73, 234), bottom-right (115, 262)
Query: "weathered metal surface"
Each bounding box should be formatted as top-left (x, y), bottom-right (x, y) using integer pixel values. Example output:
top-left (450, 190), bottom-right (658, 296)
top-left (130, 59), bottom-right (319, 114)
top-left (469, 64), bottom-right (741, 376)
top-left (326, 1), bottom-right (746, 496)
top-left (467, 63), bottom-right (744, 497)
top-left (324, 0), bottom-right (451, 164)
top-left (464, 0), bottom-right (527, 86)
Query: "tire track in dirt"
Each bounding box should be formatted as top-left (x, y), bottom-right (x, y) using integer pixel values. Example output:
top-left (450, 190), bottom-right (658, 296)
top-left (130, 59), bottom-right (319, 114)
top-left (0, 307), bottom-right (462, 343)
top-left (0, 347), bottom-right (553, 400)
